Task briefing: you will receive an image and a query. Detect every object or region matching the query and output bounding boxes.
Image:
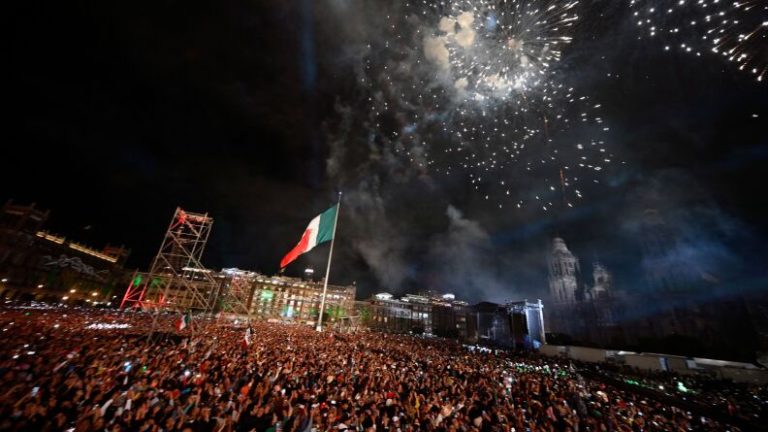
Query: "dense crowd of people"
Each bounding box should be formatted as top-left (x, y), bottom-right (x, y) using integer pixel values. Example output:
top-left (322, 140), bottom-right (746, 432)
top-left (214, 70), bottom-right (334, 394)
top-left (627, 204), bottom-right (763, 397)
top-left (0, 302), bottom-right (761, 431)
top-left (576, 361), bottom-right (767, 423)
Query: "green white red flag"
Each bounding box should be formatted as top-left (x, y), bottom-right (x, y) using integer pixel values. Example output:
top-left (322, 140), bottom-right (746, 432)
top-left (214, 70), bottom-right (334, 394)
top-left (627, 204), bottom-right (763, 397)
top-left (176, 311), bottom-right (191, 331)
top-left (280, 205), bottom-right (337, 268)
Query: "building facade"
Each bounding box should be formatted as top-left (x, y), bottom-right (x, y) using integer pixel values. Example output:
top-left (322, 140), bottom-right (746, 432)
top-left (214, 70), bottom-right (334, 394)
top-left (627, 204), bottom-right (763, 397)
top-left (545, 237), bottom-right (624, 347)
top-left (360, 292), bottom-right (545, 348)
top-left (246, 274), bottom-right (356, 327)
top-left (0, 201), bottom-right (130, 304)
top-left (587, 263), bottom-right (612, 301)
top-left (548, 237), bottom-right (581, 305)
top-left (546, 237), bottom-right (585, 340)
top-left (361, 292), bottom-right (469, 337)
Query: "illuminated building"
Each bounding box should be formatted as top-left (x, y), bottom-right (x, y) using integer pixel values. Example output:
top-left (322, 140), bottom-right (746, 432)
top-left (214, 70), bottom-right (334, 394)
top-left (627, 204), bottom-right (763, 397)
top-left (546, 237), bottom-right (586, 340)
top-left (248, 274), bottom-right (356, 326)
top-left (0, 201), bottom-right (129, 303)
top-left (545, 237), bottom-right (624, 346)
top-left (361, 292), bottom-right (469, 337)
top-left (360, 292), bottom-right (544, 347)
top-left (548, 237), bottom-right (581, 305)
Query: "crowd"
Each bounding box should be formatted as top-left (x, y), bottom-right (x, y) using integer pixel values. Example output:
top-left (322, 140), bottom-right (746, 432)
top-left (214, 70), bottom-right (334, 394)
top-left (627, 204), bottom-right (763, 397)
top-left (0, 302), bottom-right (758, 431)
top-left (577, 360), bottom-right (767, 423)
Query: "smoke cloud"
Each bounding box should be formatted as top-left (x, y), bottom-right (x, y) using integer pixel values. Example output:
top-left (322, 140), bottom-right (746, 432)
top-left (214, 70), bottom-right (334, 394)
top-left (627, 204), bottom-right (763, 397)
top-left (428, 206), bottom-right (506, 301)
top-left (424, 36), bottom-right (450, 70)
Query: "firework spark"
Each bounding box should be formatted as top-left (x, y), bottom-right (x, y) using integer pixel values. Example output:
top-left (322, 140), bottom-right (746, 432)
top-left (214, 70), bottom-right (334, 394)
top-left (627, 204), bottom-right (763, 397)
top-left (630, 0), bottom-right (768, 82)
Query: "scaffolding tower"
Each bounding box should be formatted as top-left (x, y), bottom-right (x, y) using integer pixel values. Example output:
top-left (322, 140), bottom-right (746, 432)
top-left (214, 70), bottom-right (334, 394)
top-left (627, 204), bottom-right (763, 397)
top-left (335, 315), bottom-right (363, 333)
top-left (218, 268), bottom-right (256, 317)
top-left (120, 208), bottom-right (225, 326)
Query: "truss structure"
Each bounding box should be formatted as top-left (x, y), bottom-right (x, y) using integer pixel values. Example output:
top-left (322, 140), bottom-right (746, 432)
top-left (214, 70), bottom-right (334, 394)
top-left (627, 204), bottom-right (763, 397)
top-left (335, 315), bottom-right (363, 333)
top-left (218, 268), bottom-right (256, 316)
top-left (120, 208), bottom-right (222, 318)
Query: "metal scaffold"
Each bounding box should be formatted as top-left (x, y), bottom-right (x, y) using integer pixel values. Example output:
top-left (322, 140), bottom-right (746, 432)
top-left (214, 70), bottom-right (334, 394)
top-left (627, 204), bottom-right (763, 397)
top-left (120, 208), bottom-right (250, 333)
top-left (218, 268), bottom-right (256, 317)
top-left (335, 314), bottom-right (363, 333)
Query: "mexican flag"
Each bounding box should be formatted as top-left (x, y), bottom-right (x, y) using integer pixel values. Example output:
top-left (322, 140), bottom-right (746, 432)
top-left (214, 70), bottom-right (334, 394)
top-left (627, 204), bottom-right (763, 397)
top-left (280, 205), bottom-right (337, 268)
top-left (177, 312), bottom-right (191, 331)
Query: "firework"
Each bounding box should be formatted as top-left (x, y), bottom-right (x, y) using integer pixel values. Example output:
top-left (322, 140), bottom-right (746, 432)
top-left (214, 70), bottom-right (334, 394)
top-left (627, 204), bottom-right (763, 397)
top-left (359, 1), bottom-right (614, 210)
top-left (434, 0), bottom-right (580, 100)
top-left (449, 81), bottom-right (612, 210)
top-left (630, 0), bottom-right (768, 82)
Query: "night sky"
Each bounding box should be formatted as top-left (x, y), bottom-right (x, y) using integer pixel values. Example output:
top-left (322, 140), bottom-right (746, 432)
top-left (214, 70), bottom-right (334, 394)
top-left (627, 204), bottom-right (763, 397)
top-left (6, 1), bottom-right (768, 304)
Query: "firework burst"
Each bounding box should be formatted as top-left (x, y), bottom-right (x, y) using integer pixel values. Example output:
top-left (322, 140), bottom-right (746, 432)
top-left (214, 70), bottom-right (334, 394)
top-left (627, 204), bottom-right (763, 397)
top-left (630, 0), bottom-right (768, 82)
top-left (359, 1), bottom-right (615, 211)
top-left (436, 0), bottom-right (580, 100)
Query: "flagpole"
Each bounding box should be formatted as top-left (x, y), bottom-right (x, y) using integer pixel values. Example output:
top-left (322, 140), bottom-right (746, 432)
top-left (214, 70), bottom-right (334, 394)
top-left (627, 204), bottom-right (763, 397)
top-left (317, 192), bottom-right (342, 331)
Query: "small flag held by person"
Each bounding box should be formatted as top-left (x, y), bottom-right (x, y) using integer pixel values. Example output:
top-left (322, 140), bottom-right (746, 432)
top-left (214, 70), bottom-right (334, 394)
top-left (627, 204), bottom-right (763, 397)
top-left (176, 311), bottom-right (191, 331)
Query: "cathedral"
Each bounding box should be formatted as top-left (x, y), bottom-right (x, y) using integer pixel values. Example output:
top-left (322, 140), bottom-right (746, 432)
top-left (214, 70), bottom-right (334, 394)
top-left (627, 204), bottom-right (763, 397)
top-left (545, 226), bottom-right (755, 359)
top-left (546, 237), bottom-right (621, 346)
top-left (547, 238), bottom-right (581, 305)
